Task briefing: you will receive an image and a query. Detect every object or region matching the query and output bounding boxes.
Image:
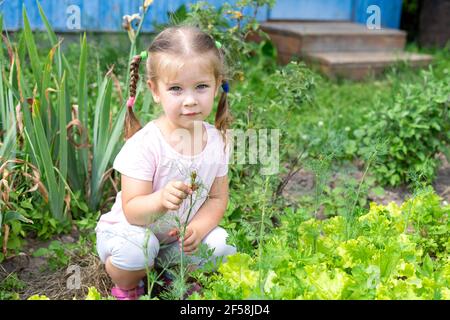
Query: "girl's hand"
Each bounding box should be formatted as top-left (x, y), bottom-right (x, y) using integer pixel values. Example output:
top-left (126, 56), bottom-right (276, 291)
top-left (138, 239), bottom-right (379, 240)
top-left (160, 181), bottom-right (192, 211)
top-left (180, 226), bottom-right (202, 254)
top-left (168, 226), bottom-right (202, 254)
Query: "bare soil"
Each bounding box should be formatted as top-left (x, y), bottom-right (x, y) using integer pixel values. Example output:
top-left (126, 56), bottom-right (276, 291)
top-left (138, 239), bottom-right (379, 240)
top-left (0, 228), bottom-right (113, 300)
top-left (282, 153), bottom-right (450, 206)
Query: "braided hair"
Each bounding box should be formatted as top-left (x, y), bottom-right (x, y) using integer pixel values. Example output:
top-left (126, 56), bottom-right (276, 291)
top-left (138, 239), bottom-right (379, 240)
top-left (124, 54), bottom-right (145, 140)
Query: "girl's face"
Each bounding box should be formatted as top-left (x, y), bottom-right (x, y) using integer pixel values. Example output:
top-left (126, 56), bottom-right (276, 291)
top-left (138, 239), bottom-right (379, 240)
top-left (148, 54), bottom-right (221, 131)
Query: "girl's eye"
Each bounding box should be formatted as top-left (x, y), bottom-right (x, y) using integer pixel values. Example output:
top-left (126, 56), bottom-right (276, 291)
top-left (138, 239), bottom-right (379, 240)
top-left (197, 84), bottom-right (209, 90)
top-left (168, 86), bottom-right (182, 92)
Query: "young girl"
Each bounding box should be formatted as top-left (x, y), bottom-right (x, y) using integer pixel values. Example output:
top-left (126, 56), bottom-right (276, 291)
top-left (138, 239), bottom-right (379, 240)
top-left (95, 25), bottom-right (236, 300)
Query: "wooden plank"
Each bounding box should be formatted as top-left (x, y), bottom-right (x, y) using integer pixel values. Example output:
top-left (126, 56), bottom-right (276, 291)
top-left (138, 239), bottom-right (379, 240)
top-left (98, 0), bottom-right (122, 32)
top-left (140, 0), bottom-right (169, 31)
top-left (300, 33), bottom-right (405, 53)
top-left (28, 0), bottom-right (97, 32)
top-left (261, 21), bottom-right (404, 36)
top-left (4, 0), bottom-right (403, 32)
top-left (23, 0), bottom-right (45, 30)
top-left (1, 0), bottom-right (271, 32)
top-left (261, 22), bottom-right (406, 54)
top-left (304, 51), bottom-right (433, 80)
top-left (49, 0), bottom-right (85, 32)
top-left (307, 51), bottom-right (433, 66)
top-left (0, 0), bottom-right (21, 30)
top-left (82, 0), bottom-right (99, 31)
top-left (353, 0), bottom-right (403, 29)
top-left (49, 0), bottom-right (65, 31)
top-left (140, 0), bottom-right (158, 32)
top-left (266, 32), bottom-right (302, 54)
top-left (270, 0), bottom-right (353, 21)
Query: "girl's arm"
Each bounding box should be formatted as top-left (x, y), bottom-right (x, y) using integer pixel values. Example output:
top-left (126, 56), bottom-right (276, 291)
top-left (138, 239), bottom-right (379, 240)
top-left (121, 174), bottom-right (166, 226)
top-left (121, 175), bottom-right (193, 226)
top-left (187, 175), bottom-right (229, 239)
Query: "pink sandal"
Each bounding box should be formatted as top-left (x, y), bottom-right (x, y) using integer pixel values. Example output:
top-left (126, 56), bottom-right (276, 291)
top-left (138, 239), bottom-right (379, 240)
top-left (111, 283), bottom-right (145, 300)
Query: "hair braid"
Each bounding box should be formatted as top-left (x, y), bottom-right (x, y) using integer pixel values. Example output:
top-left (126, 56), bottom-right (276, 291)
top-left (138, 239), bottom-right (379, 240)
top-left (215, 83), bottom-right (232, 145)
top-left (129, 55), bottom-right (141, 98)
top-left (124, 54), bottom-right (144, 140)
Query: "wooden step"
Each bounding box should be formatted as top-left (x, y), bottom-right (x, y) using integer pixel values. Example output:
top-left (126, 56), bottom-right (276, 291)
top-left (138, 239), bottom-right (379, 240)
top-left (303, 51), bottom-right (433, 80)
top-left (261, 21), bottom-right (406, 54)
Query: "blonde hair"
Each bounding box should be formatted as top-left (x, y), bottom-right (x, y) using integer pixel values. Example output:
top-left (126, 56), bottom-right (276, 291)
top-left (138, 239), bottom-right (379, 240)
top-left (124, 25), bottom-right (232, 140)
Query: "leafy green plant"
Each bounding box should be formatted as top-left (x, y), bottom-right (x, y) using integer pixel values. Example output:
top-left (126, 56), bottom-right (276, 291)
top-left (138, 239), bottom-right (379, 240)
top-left (26, 286), bottom-right (109, 300)
top-left (32, 240), bottom-right (73, 271)
top-left (175, 0), bottom-right (276, 80)
top-left (0, 1), bottom-right (156, 229)
top-left (0, 273), bottom-right (26, 300)
top-left (0, 167), bottom-right (35, 260)
top-left (403, 186), bottom-right (450, 260)
top-left (357, 67), bottom-right (450, 186)
top-left (25, 206), bottom-right (71, 240)
top-left (0, 210), bottom-right (33, 259)
top-left (199, 188), bottom-right (449, 300)
top-left (220, 61), bottom-right (316, 254)
top-left (27, 294), bottom-right (50, 300)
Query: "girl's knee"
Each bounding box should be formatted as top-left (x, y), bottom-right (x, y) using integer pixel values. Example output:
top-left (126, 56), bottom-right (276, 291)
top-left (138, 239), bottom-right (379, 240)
top-left (108, 231), bottom-right (160, 271)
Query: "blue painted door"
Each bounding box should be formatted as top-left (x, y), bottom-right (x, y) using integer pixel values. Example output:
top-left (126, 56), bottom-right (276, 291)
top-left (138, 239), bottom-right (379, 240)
top-left (270, 0), bottom-right (353, 21)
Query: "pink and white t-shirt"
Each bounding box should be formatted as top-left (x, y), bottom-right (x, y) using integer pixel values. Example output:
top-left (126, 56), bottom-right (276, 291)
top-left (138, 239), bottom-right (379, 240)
top-left (95, 120), bottom-right (230, 241)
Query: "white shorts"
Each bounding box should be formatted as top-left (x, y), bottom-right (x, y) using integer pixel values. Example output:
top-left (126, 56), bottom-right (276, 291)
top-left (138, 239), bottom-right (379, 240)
top-left (96, 222), bottom-right (236, 271)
